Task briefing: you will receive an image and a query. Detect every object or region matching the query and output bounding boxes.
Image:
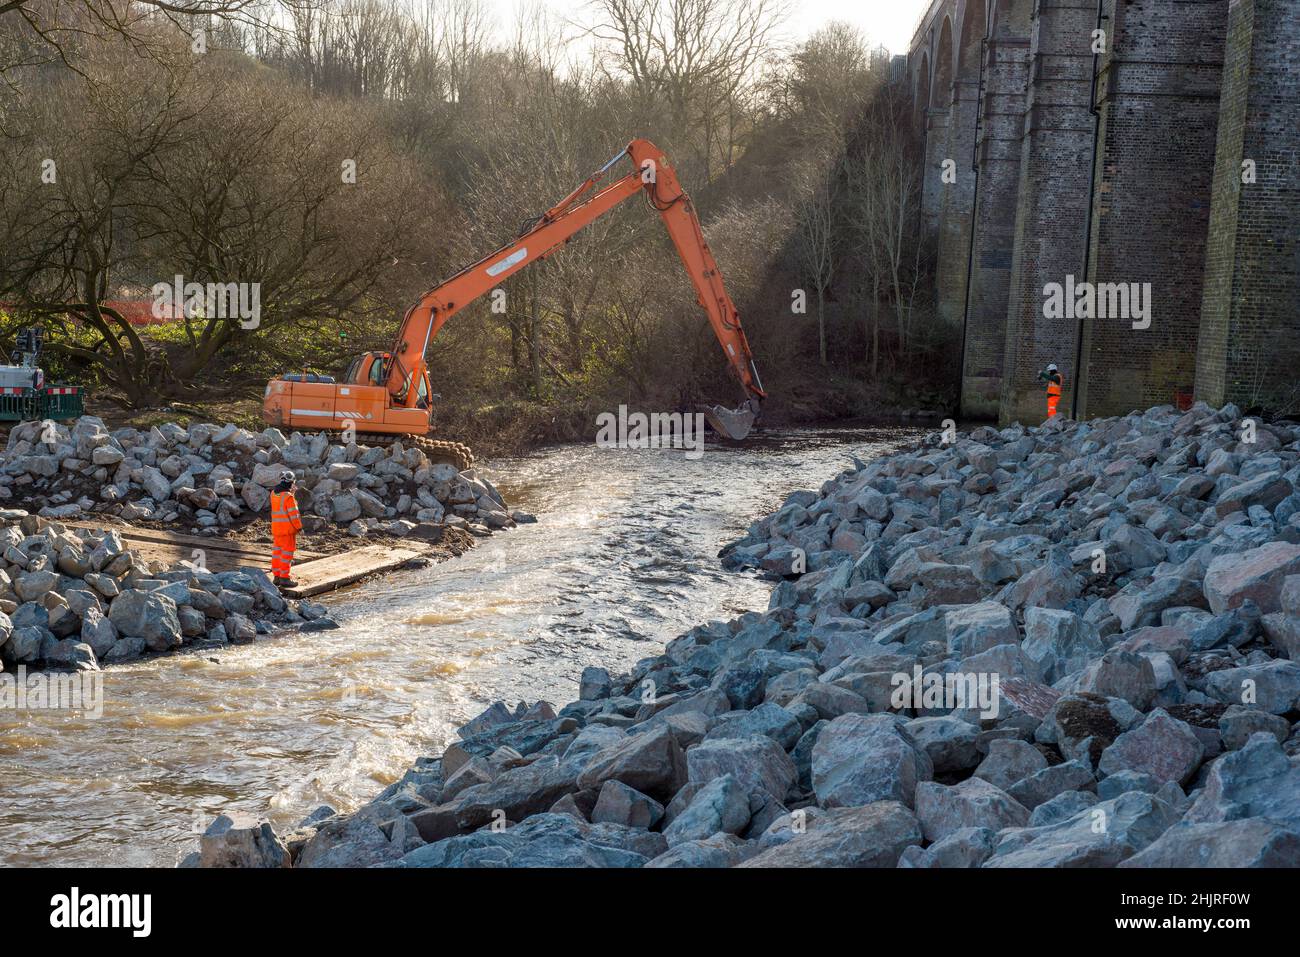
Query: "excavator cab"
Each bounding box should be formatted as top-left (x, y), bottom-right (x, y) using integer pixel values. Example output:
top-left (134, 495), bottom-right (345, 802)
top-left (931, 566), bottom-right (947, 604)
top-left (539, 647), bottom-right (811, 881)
top-left (345, 351), bottom-right (435, 410)
top-left (344, 352), bottom-right (390, 388)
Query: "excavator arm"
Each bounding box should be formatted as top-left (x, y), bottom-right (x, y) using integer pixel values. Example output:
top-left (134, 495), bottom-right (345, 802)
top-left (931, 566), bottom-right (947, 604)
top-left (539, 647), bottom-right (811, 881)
top-left (384, 138), bottom-right (765, 439)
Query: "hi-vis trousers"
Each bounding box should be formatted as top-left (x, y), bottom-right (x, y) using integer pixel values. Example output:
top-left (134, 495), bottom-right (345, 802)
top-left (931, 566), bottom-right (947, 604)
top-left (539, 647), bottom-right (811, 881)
top-left (272, 533), bottom-right (297, 579)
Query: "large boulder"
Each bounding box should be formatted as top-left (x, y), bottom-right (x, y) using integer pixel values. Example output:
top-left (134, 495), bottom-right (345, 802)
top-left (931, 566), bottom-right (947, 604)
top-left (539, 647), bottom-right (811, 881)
top-left (42, 638), bottom-right (98, 671)
top-left (13, 569), bottom-right (58, 603)
top-left (913, 564), bottom-right (983, 607)
top-left (1202, 659), bottom-right (1300, 714)
top-left (1120, 819), bottom-right (1300, 868)
top-left (945, 601), bottom-right (1019, 658)
top-left (985, 791), bottom-right (1180, 867)
top-left (80, 605), bottom-right (118, 657)
top-left (974, 739), bottom-right (1049, 791)
top-left (1021, 608), bottom-right (1104, 684)
top-left (1097, 709), bottom-right (1204, 786)
top-left (1007, 564), bottom-right (1082, 611)
top-left (107, 590), bottom-right (182, 652)
top-left (429, 754), bottom-right (587, 835)
top-left (399, 813), bottom-right (661, 868)
top-left (1104, 524), bottom-right (1166, 573)
top-left (662, 773), bottom-right (751, 846)
top-left (1109, 575), bottom-right (1206, 631)
top-left (646, 833), bottom-right (755, 868)
top-left (811, 713), bottom-right (933, 809)
top-left (590, 780), bottom-right (664, 830)
top-left (913, 778), bottom-right (1029, 842)
top-left (297, 801), bottom-right (421, 868)
top-left (1203, 542), bottom-right (1300, 615)
top-left (703, 703), bottom-right (802, 750)
top-left (740, 801), bottom-right (922, 868)
top-left (1182, 733), bottom-right (1300, 830)
top-left (904, 716), bottom-right (981, 774)
top-left (685, 734), bottom-right (796, 802)
top-left (1214, 473), bottom-right (1293, 519)
top-left (899, 826), bottom-right (998, 869)
top-left (576, 724), bottom-right (687, 802)
top-left (198, 813), bottom-right (291, 868)
top-left (1072, 651), bottom-right (1158, 711)
top-left (1008, 760), bottom-right (1097, 811)
top-left (329, 493), bottom-right (362, 524)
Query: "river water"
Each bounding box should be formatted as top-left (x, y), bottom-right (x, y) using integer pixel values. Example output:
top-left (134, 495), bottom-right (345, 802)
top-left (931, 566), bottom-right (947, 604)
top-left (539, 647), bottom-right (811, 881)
top-left (0, 424), bottom-right (915, 867)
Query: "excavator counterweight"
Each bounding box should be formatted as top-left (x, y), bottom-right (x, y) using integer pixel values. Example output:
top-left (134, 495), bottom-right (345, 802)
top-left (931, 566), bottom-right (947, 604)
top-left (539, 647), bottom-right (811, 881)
top-left (264, 138), bottom-right (766, 453)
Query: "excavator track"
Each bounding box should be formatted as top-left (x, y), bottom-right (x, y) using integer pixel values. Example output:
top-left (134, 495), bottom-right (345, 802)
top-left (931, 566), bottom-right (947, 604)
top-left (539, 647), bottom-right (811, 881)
top-left (356, 432), bottom-right (475, 472)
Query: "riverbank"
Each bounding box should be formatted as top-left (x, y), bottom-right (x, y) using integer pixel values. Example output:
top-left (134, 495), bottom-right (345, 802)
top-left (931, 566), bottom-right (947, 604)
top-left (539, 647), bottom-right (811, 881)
top-left (0, 415), bottom-right (522, 671)
top-left (84, 373), bottom-right (947, 462)
top-left (193, 401), bottom-right (1300, 868)
top-left (0, 510), bottom-right (337, 670)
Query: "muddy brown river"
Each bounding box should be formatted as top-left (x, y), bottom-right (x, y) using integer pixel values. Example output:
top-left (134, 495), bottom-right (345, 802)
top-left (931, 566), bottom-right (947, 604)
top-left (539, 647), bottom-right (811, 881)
top-left (0, 425), bottom-right (915, 866)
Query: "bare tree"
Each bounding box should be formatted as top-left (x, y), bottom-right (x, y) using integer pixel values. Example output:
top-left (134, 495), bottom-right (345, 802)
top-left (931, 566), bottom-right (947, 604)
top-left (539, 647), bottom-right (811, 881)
top-left (844, 89), bottom-right (924, 370)
top-left (584, 0), bottom-right (790, 180)
top-left (0, 39), bottom-right (435, 405)
top-left (792, 149), bottom-right (838, 365)
top-left (0, 0), bottom-right (309, 75)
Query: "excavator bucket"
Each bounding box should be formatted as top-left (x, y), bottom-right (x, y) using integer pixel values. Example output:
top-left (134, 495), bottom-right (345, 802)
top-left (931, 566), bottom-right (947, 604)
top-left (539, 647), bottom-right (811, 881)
top-left (702, 402), bottom-right (758, 441)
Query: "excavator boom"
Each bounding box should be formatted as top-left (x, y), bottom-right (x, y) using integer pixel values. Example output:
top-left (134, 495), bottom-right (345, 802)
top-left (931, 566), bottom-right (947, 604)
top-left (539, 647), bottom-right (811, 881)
top-left (265, 139), bottom-right (764, 450)
top-left (386, 139), bottom-right (765, 439)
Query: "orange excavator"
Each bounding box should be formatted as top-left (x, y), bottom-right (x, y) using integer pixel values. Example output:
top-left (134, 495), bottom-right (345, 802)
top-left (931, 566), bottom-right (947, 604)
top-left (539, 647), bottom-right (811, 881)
top-left (263, 138), bottom-right (766, 470)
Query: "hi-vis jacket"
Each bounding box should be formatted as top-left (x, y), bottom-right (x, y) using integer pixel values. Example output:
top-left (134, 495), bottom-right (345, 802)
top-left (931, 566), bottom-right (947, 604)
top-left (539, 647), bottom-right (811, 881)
top-left (270, 490), bottom-right (303, 535)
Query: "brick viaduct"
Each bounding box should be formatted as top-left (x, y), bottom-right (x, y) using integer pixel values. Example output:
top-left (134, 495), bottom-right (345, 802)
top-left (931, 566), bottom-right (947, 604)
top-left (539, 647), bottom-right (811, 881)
top-left (907, 0), bottom-right (1298, 424)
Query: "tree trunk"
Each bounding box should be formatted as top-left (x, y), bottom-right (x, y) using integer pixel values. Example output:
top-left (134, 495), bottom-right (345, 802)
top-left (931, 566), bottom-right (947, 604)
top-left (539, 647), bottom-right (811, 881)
top-left (817, 286), bottom-right (827, 365)
top-left (528, 290), bottom-right (541, 395)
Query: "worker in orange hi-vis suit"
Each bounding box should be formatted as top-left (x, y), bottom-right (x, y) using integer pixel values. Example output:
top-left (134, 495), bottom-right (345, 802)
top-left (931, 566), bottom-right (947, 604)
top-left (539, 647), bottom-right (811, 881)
top-left (269, 470), bottom-right (304, 589)
top-left (1038, 363), bottom-right (1064, 419)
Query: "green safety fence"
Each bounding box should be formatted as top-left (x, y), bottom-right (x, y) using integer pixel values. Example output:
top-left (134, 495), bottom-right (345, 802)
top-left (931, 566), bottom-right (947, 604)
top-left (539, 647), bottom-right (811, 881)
top-left (0, 389), bottom-right (41, 422)
top-left (41, 386), bottom-right (84, 420)
top-left (0, 386), bottom-right (85, 422)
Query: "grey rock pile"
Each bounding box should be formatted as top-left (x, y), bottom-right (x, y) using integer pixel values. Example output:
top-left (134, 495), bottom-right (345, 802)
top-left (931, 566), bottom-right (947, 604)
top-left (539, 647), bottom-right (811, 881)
top-left (195, 402), bottom-right (1300, 868)
top-left (0, 510), bottom-right (332, 671)
top-left (1, 416), bottom-right (519, 538)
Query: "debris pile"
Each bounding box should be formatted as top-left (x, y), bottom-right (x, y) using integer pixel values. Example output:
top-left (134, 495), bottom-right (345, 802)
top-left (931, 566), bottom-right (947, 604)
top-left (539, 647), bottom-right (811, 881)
top-left (193, 402), bottom-right (1300, 868)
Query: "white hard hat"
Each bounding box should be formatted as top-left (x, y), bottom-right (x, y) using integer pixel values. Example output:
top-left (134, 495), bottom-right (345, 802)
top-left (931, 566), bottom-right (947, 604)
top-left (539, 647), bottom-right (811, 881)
top-left (1047, 363), bottom-right (1058, 372)
top-left (279, 470), bottom-right (296, 484)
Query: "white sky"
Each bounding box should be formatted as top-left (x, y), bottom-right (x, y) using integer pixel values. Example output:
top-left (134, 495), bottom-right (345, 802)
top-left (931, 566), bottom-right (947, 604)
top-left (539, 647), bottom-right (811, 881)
top-left (493, 0), bottom-right (933, 56)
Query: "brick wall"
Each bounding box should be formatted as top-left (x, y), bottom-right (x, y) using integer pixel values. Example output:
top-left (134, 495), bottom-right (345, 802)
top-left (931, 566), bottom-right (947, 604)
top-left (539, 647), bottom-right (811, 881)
top-left (998, 0), bottom-right (1099, 424)
top-left (922, 105), bottom-right (952, 251)
top-left (1076, 0), bottom-right (1229, 419)
top-left (908, 0), bottom-right (1291, 425)
top-left (935, 77), bottom-right (982, 330)
top-left (1194, 0), bottom-right (1300, 416)
top-left (960, 1), bottom-right (1033, 418)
